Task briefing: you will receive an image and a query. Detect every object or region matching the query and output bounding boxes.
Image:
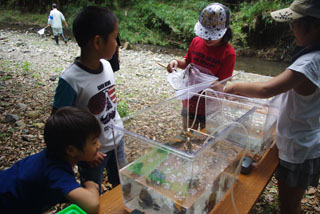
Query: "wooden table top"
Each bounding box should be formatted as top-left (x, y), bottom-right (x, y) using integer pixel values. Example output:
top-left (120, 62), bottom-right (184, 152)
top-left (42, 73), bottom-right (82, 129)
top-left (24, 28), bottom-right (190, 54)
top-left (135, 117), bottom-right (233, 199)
top-left (99, 143), bottom-right (279, 214)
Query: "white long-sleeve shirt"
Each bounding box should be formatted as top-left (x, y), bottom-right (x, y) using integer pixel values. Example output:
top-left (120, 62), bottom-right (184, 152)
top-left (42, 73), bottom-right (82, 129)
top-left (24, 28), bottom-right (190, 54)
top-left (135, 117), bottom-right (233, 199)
top-left (48, 8), bottom-right (65, 29)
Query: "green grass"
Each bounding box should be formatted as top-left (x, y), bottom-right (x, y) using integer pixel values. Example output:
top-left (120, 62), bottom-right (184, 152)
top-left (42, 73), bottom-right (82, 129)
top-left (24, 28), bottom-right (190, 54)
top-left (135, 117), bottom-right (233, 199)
top-left (0, 9), bottom-right (48, 26)
top-left (117, 100), bottom-right (129, 118)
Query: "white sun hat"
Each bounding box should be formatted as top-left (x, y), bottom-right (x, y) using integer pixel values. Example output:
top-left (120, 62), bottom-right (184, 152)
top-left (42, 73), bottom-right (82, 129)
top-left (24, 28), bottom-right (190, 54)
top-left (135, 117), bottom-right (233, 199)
top-left (194, 3), bottom-right (230, 41)
top-left (271, 0), bottom-right (320, 22)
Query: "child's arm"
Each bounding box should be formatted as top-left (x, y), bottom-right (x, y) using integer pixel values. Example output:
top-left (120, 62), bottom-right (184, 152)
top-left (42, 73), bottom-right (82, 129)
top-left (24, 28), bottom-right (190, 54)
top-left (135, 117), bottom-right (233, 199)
top-left (66, 181), bottom-right (100, 214)
top-left (224, 69), bottom-right (313, 98)
top-left (167, 58), bottom-right (189, 73)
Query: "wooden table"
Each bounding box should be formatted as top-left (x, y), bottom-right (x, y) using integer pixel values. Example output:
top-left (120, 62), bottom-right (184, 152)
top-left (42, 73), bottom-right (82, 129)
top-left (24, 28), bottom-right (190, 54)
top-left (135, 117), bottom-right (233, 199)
top-left (99, 143), bottom-right (279, 214)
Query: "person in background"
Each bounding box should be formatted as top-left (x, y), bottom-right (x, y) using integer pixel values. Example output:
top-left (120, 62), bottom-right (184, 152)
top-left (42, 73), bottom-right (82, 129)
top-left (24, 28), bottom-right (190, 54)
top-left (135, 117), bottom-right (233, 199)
top-left (47, 3), bottom-right (68, 45)
top-left (167, 2), bottom-right (235, 130)
top-left (224, 0), bottom-right (320, 213)
top-left (0, 107), bottom-right (100, 214)
top-left (52, 6), bottom-right (125, 194)
top-left (108, 35), bottom-right (121, 72)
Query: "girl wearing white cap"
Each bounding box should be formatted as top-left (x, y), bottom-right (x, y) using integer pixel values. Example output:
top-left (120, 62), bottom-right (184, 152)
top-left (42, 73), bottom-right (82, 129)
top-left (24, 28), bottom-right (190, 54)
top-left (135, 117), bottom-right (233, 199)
top-left (167, 3), bottom-right (236, 130)
top-left (224, 0), bottom-right (320, 213)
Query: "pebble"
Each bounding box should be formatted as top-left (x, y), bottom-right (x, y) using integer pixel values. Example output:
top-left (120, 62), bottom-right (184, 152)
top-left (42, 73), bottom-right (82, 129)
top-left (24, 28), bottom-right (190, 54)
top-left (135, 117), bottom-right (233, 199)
top-left (49, 75), bottom-right (56, 81)
top-left (15, 120), bottom-right (26, 128)
top-left (21, 134), bottom-right (35, 142)
top-left (4, 114), bottom-right (19, 123)
top-left (26, 110), bottom-right (40, 118)
top-left (17, 103), bottom-right (27, 111)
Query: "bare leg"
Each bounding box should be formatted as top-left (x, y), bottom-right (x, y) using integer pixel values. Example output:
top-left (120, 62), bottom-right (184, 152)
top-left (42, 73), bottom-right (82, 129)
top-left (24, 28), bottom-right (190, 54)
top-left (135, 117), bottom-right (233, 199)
top-left (278, 179), bottom-right (305, 214)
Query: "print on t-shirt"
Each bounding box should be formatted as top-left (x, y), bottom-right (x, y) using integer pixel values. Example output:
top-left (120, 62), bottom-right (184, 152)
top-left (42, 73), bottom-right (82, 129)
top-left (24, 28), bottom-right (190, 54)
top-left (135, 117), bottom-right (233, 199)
top-left (87, 85), bottom-right (117, 125)
top-left (192, 51), bottom-right (221, 72)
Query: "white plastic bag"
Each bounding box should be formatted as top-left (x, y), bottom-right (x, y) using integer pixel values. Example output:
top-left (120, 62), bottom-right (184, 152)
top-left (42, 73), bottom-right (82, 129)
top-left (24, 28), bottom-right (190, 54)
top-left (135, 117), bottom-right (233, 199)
top-left (167, 64), bottom-right (218, 100)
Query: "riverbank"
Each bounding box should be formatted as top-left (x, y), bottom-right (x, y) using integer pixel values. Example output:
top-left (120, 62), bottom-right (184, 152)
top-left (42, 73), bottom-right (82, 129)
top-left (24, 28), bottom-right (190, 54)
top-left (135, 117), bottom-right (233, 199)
top-left (0, 29), bottom-right (319, 214)
top-left (0, 18), bottom-right (293, 65)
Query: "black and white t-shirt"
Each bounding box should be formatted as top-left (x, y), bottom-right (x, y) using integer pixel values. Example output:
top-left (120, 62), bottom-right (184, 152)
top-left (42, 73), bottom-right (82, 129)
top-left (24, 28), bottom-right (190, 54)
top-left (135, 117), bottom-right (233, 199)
top-left (53, 59), bottom-right (123, 153)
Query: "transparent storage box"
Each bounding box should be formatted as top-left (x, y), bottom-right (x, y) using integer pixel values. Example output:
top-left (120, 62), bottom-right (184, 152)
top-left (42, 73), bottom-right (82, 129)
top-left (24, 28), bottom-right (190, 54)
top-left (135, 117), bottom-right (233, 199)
top-left (207, 71), bottom-right (280, 161)
top-left (111, 92), bottom-right (256, 214)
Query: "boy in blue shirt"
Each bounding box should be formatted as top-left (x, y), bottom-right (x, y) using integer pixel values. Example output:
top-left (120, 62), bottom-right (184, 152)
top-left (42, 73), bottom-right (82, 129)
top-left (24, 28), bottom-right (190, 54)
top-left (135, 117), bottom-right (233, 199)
top-left (0, 107), bottom-right (101, 214)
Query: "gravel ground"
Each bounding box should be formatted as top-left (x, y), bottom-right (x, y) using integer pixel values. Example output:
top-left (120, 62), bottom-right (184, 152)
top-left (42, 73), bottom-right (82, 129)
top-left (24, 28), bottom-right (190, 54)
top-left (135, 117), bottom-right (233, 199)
top-left (0, 29), bottom-right (319, 213)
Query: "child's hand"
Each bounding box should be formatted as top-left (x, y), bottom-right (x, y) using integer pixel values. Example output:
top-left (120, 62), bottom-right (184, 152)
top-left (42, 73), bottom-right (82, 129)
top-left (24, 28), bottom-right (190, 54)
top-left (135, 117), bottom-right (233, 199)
top-left (88, 151), bottom-right (106, 168)
top-left (167, 60), bottom-right (178, 73)
top-left (223, 83), bottom-right (236, 94)
top-left (211, 81), bottom-right (224, 92)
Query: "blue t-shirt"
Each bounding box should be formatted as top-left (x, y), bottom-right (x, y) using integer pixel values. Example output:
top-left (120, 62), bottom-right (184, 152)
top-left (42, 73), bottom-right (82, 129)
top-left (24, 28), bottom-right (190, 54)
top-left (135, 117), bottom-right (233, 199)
top-left (0, 149), bottom-right (81, 213)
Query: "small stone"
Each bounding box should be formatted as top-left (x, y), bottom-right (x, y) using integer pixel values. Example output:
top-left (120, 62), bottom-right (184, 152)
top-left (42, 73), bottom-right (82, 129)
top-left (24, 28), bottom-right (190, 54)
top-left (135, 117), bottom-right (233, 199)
top-left (16, 42), bottom-right (25, 47)
top-left (17, 103), bottom-right (27, 111)
top-left (15, 120), bottom-right (26, 128)
top-left (4, 114), bottom-right (19, 123)
top-left (26, 110), bottom-right (40, 118)
top-left (138, 189), bottom-right (153, 209)
top-left (22, 135), bottom-right (35, 142)
top-left (49, 75), bottom-right (56, 81)
top-left (34, 122), bottom-right (45, 129)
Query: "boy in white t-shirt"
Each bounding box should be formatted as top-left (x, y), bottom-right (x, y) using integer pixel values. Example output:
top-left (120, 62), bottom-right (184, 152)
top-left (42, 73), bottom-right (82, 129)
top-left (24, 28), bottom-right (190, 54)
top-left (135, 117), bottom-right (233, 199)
top-left (52, 6), bottom-right (125, 194)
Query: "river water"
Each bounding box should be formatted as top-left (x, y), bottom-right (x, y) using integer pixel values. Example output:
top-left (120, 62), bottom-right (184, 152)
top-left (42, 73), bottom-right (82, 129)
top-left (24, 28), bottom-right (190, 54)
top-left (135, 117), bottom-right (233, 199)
top-left (235, 56), bottom-right (289, 77)
top-left (131, 43), bottom-right (289, 77)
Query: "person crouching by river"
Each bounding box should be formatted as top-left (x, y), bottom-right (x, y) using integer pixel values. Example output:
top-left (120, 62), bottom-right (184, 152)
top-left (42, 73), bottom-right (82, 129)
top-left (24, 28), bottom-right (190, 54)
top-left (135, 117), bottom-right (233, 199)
top-left (224, 1), bottom-right (320, 213)
top-left (167, 2), bottom-right (236, 131)
top-left (0, 107), bottom-right (100, 214)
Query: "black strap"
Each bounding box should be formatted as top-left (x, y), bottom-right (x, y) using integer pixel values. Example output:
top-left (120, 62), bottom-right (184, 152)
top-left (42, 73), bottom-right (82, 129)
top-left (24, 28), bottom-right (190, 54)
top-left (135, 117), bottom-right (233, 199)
top-left (291, 44), bottom-right (320, 63)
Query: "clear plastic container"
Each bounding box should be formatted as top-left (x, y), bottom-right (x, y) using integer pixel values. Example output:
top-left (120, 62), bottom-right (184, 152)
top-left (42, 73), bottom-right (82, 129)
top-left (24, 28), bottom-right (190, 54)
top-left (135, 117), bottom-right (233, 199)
top-left (207, 71), bottom-right (280, 161)
top-left (111, 92), bottom-right (256, 214)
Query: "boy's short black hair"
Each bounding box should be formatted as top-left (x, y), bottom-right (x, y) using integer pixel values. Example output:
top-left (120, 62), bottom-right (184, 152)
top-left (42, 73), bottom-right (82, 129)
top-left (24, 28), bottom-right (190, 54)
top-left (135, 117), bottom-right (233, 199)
top-left (44, 106), bottom-right (101, 160)
top-left (73, 6), bottom-right (118, 47)
top-left (52, 3), bottom-right (57, 8)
